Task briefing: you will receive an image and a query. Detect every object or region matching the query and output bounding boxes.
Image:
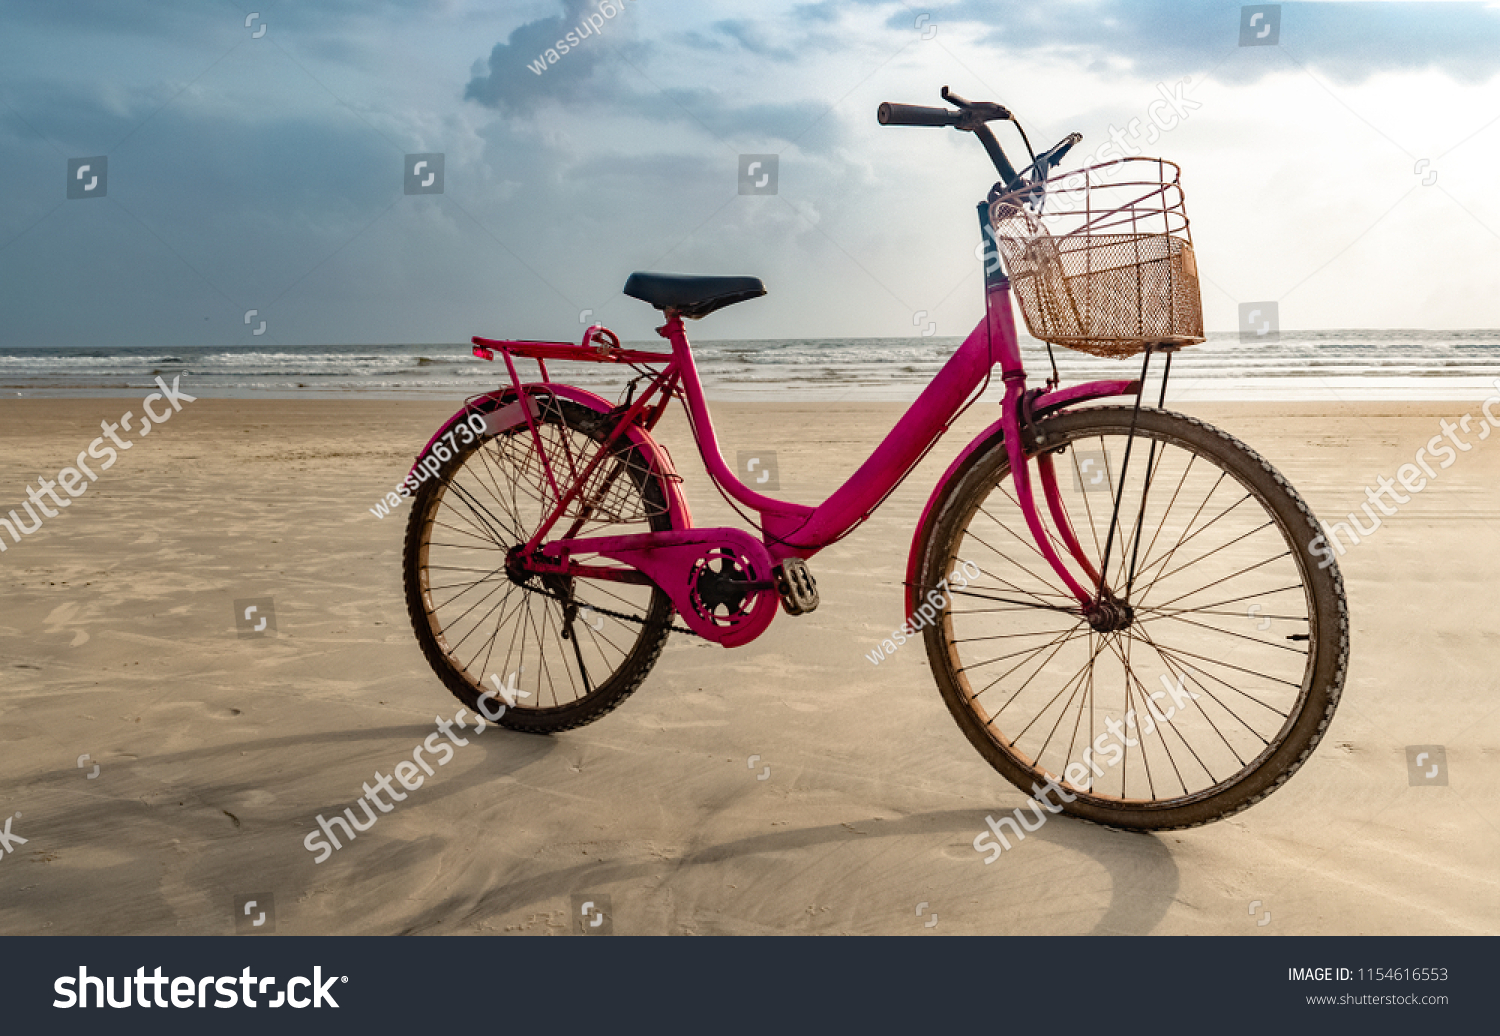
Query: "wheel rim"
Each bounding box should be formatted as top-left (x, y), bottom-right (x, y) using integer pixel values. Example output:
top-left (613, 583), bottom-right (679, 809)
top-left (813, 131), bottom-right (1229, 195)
top-left (413, 399), bottom-right (669, 713)
top-left (937, 413), bottom-right (1322, 811)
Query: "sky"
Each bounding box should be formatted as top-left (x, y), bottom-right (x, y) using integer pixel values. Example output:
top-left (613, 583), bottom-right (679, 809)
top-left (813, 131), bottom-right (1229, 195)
top-left (1, 0), bottom-right (1498, 348)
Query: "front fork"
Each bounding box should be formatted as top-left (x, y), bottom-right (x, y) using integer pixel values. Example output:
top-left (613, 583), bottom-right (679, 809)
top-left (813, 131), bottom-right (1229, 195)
top-left (980, 200), bottom-right (1163, 623)
top-left (996, 338), bottom-right (1170, 626)
top-left (996, 361), bottom-right (1099, 608)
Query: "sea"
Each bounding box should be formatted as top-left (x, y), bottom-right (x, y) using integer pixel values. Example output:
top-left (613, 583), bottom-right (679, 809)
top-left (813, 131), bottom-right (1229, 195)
top-left (3, 329), bottom-right (1499, 403)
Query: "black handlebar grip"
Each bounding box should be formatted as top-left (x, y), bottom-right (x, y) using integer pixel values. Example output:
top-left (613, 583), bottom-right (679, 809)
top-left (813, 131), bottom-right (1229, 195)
top-left (878, 102), bottom-right (958, 127)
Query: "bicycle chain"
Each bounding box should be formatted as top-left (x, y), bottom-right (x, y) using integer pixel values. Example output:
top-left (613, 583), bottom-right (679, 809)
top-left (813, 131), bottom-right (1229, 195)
top-left (519, 582), bottom-right (703, 638)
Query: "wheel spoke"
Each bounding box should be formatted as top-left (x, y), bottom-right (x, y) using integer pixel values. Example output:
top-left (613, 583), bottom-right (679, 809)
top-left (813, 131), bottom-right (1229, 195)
top-left (407, 400), bottom-right (672, 725)
top-left (930, 408), bottom-right (1341, 823)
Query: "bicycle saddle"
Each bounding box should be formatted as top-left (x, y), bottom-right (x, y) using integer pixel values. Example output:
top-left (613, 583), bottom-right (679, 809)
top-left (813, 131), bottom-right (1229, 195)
top-left (623, 272), bottom-right (766, 319)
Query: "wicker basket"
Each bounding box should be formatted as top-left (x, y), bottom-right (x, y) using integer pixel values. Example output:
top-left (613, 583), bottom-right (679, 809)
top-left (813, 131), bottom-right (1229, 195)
top-left (990, 157), bottom-right (1204, 359)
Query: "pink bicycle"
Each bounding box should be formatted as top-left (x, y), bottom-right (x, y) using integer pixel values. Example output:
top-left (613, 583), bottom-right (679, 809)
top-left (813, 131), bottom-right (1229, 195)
top-left (403, 90), bottom-right (1347, 830)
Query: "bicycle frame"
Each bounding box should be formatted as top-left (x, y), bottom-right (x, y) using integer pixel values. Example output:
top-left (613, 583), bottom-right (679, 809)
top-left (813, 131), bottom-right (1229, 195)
top-left (454, 202), bottom-right (1143, 645)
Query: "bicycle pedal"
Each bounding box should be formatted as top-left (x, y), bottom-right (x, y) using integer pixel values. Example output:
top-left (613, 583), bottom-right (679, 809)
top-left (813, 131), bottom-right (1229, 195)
top-left (774, 559), bottom-right (819, 616)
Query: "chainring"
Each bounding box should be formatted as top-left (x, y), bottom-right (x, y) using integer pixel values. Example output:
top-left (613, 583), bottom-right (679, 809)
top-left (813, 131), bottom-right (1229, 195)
top-left (688, 547), bottom-right (765, 630)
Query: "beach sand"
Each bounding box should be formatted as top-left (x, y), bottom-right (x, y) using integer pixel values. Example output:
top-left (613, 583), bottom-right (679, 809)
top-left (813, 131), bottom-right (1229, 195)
top-left (0, 395), bottom-right (1497, 935)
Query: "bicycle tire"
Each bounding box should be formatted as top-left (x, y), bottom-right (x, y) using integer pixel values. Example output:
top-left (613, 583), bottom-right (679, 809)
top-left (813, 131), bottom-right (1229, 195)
top-left (403, 393), bottom-right (675, 734)
top-left (918, 406), bottom-right (1348, 830)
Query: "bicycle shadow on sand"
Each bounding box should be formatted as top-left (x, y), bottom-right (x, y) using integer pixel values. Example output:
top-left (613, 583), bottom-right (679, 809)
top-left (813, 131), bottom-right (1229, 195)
top-left (0, 720), bottom-right (561, 934)
top-left (7, 723), bottom-right (1178, 935)
top-left (395, 797), bottom-right (1180, 936)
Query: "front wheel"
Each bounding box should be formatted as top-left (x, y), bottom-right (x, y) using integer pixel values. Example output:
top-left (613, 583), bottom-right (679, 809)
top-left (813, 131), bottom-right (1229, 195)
top-left (918, 407), bottom-right (1348, 830)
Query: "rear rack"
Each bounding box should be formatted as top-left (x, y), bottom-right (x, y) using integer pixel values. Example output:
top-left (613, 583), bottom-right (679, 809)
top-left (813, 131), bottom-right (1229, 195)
top-left (472, 323), bottom-right (681, 441)
top-left (472, 324), bottom-right (670, 373)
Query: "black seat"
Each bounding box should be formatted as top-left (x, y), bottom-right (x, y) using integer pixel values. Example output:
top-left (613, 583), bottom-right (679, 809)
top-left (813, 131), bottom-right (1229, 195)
top-left (622, 272), bottom-right (766, 319)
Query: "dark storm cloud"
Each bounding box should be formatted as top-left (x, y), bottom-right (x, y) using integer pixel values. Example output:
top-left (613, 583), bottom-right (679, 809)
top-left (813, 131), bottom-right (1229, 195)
top-left (464, 0), bottom-right (611, 112)
top-left (463, 4), bottom-right (833, 148)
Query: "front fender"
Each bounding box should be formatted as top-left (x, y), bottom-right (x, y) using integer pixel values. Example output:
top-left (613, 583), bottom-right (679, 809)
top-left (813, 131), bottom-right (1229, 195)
top-left (903, 378), bottom-right (1136, 617)
top-left (407, 384), bottom-right (693, 530)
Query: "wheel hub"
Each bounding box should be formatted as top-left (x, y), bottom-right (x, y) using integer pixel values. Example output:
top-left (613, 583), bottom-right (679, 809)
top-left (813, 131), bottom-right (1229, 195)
top-left (505, 545), bottom-right (533, 588)
top-left (1086, 595), bottom-right (1135, 633)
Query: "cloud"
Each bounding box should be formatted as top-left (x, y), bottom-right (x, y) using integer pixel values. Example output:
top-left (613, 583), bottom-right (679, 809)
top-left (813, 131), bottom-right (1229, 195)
top-left (464, 0), bottom-right (617, 112)
top-left (463, 4), bottom-right (836, 155)
top-left (858, 0), bottom-right (1500, 85)
top-left (3, 0), bottom-right (1497, 349)
top-left (681, 19), bottom-right (799, 62)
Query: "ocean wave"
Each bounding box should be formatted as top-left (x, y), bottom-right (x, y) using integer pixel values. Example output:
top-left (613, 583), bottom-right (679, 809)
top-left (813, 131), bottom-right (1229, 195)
top-left (3, 331), bottom-right (1500, 400)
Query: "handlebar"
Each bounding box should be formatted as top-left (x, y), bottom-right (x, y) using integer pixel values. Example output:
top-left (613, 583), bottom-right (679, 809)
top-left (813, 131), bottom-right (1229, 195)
top-left (877, 103), bottom-right (959, 127)
top-left (877, 87), bottom-right (1082, 195)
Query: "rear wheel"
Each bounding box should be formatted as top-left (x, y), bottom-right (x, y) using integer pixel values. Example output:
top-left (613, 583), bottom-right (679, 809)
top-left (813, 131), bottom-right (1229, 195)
top-left (919, 407), bottom-right (1347, 830)
top-left (403, 393), bottom-right (675, 733)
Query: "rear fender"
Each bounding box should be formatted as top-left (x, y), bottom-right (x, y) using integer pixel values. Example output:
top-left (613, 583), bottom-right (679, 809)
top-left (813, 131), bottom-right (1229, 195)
top-left (903, 378), bottom-right (1136, 616)
top-left (405, 384), bottom-right (693, 530)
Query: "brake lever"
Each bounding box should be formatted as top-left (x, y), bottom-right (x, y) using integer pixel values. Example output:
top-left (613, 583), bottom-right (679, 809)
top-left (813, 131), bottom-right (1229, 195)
top-left (941, 85), bottom-right (1010, 129)
top-left (1047, 132), bottom-right (1084, 166)
top-left (1014, 132), bottom-right (1086, 203)
top-left (940, 86), bottom-right (970, 107)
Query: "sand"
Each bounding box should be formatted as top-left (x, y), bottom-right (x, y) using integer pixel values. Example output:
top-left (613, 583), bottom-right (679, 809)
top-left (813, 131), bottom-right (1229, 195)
top-left (0, 394), bottom-right (1497, 935)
